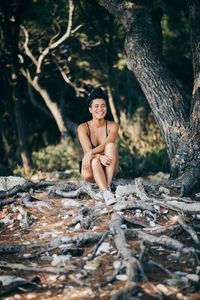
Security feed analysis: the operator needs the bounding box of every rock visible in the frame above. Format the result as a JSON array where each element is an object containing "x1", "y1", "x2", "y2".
[
  {"x1": 116, "y1": 274, "x2": 128, "y2": 281},
  {"x1": 48, "y1": 275, "x2": 59, "y2": 281},
  {"x1": 159, "y1": 186, "x2": 170, "y2": 194},
  {"x1": 120, "y1": 224, "x2": 127, "y2": 229},
  {"x1": 0, "y1": 275, "x2": 27, "y2": 286},
  {"x1": 113, "y1": 261, "x2": 121, "y2": 269},
  {"x1": 156, "y1": 283, "x2": 169, "y2": 294},
  {"x1": 84, "y1": 260, "x2": 101, "y2": 271},
  {"x1": 61, "y1": 199, "x2": 82, "y2": 207},
  {"x1": 96, "y1": 242, "x2": 112, "y2": 255},
  {"x1": 0, "y1": 176, "x2": 26, "y2": 191},
  {"x1": 74, "y1": 223, "x2": 81, "y2": 230},
  {"x1": 51, "y1": 254, "x2": 71, "y2": 267},
  {"x1": 115, "y1": 184, "x2": 136, "y2": 197},
  {"x1": 186, "y1": 274, "x2": 199, "y2": 282}
]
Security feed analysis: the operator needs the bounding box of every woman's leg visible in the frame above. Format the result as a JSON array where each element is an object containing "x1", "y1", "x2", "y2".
[
  {"x1": 104, "y1": 142, "x2": 118, "y2": 187},
  {"x1": 82, "y1": 156, "x2": 117, "y2": 205},
  {"x1": 81, "y1": 158, "x2": 108, "y2": 192},
  {"x1": 91, "y1": 158, "x2": 108, "y2": 192}
]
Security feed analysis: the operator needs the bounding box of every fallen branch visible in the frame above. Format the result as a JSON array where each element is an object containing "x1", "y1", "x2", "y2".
[
  {"x1": 135, "y1": 177, "x2": 151, "y2": 201},
  {"x1": 126, "y1": 229, "x2": 198, "y2": 254},
  {"x1": 175, "y1": 216, "x2": 200, "y2": 245},
  {"x1": 48, "y1": 185, "x2": 101, "y2": 200},
  {"x1": 110, "y1": 214, "x2": 146, "y2": 283},
  {"x1": 114, "y1": 199, "x2": 156, "y2": 213},
  {"x1": 88, "y1": 231, "x2": 110, "y2": 261},
  {"x1": 0, "y1": 181, "x2": 56, "y2": 200},
  {"x1": 0, "y1": 261, "x2": 72, "y2": 274},
  {"x1": 148, "y1": 260, "x2": 176, "y2": 278},
  {"x1": 0, "y1": 198, "x2": 16, "y2": 208}
]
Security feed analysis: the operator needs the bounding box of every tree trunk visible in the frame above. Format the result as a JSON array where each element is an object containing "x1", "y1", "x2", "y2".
[
  {"x1": 0, "y1": 0, "x2": 33, "y2": 175},
  {"x1": 96, "y1": 0, "x2": 200, "y2": 194},
  {"x1": 28, "y1": 79, "x2": 72, "y2": 142},
  {"x1": 13, "y1": 80, "x2": 33, "y2": 175}
]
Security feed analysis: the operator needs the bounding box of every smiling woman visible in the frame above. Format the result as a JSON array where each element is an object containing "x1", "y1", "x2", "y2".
[{"x1": 78, "y1": 87, "x2": 119, "y2": 205}]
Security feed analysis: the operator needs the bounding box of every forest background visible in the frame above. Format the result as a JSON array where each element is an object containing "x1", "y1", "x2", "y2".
[{"x1": 0, "y1": 0, "x2": 192, "y2": 180}]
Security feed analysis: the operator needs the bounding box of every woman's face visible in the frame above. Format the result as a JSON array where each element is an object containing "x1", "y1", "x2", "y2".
[{"x1": 89, "y1": 98, "x2": 107, "y2": 119}]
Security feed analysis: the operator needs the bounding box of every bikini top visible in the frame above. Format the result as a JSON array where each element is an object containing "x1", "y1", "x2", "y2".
[{"x1": 86, "y1": 120, "x2": 108, "y2": 149}]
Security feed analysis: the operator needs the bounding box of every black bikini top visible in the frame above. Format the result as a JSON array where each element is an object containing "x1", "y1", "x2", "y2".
[{"x1": 86, "y1": 120, "x2": 108, "y2": 149}]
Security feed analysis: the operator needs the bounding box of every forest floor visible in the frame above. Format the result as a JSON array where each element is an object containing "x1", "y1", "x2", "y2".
[{"x1": 0, "y1": 174, "x2": 200, "y2": 300}]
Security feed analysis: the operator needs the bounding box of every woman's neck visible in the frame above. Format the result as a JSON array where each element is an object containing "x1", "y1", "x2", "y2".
[{"x1": 90, "y1": 118, "x2": 105, "y2": 128}]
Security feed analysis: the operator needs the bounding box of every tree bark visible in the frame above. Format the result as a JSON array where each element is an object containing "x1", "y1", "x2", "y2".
[
  {"x1": 188, "y1": 0, "x2": 200, "y2": 133},
  {"x1": 0, "y1": 0, "x2": 33, "y2": 174},
  {"x1": 13, "y1": 83, "x2": 32, "y2": 174},
  {"x1": 96, "y1": 0, "x2": 200, "y2": 194}
]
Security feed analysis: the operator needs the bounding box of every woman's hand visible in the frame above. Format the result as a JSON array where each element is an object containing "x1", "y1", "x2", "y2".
[
  {"x1": 99, "y1": 154, "x2": 112, "y2": 167},
  {"x1": 82, "y1": 151, "x2": 94, "y2": 169}
]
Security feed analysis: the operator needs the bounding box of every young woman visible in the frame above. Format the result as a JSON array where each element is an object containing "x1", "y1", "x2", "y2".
[{"x1": 78, "y1": 87, "x2": 119, "y2": 205}]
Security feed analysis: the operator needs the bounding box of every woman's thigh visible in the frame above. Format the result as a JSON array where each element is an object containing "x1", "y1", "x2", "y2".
[{"x1": 81, "y1": 165, "x2": 95, "y2": 182}]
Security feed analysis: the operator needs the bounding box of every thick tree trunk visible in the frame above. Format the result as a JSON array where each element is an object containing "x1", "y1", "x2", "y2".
[
  {"x1": 188, "y1": 0, "x2": 200, "y2": 133},
  {"x1": 97, "y1": 0, "x2": 200, "y2": 194}
]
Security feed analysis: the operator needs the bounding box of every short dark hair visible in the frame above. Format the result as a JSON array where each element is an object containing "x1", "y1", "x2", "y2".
[{"x1": 87, "y1": 87, "x2": 108, "y2": 107}]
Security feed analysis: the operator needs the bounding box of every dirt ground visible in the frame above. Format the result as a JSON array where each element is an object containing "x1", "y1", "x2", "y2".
[{"x1": 0, "y1": 178, "x2": 200, "y2": 300}]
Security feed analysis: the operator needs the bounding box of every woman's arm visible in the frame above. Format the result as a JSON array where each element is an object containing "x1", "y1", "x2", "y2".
[
  {"x1": 91, "y1": 122, "x2": 119, "y2": 155},
  {"x1": 78, "y1": 123, "x2": 95, "y2": 169},
  {"x1": 78, "y1": 123, "x2": 92, "y2": 154}
]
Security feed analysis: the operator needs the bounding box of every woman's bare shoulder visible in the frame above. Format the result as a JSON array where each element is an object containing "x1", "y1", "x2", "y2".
[
  {"x1": 107, "y1": 120, "x2": 119, "y2": 129},
  {"x1": 78, "y1": 122, "x2": 88, "y2": 131}
]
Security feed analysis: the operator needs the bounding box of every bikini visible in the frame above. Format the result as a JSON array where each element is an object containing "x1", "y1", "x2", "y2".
[{"x1": 79, "y1": 120, "x2": 108, "y2": 173}]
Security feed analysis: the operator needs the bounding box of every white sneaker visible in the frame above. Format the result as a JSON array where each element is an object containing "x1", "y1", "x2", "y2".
[
  {"x1": 107, "y1": 186, "x2": 112, "y2": 192},
  {"x1": 95, "y1": 191, "x2": 103, "y2": 200},
  {"x1": 103, "y1": 190, "x2": 117, "y2": 206}
]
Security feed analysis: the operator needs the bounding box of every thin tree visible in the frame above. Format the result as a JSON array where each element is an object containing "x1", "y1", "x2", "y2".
[
  {"x1": 0, "y1": 0, "x2": 33, "y2": 174},
  {"x1": 19, "y1": 0, "x2": 80, "y2": 140}
]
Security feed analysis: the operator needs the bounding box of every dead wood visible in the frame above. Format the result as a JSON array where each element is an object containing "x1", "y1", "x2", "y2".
[
  {"x1": 122, "y1": 216, "x2": 149, "y2": 228},
  {"x1": 114, "y1": 199, "x2": 156, "y2": 213},
  {"x1": 100, "y1": 263, "x2": 126, "y2": 287},
  {"x1": 175, "y1": 216, "x2": 200, "y2": 245},
  {"x1": 109, "y1": 283, "x2": 141, "y2": 300},
  {"x1": 0, "y1": 198, "x2": 16, "y2": 207},
  {"x1": 0, "y1": 243, "x2": 47, "y2": 254},
  {"x1": 0, "y1": 275, "x2": 39, "y2": 298},
  {"x1": 67, "y1": 207, "x2": 100, "y2": 230},
  {"x1": 148, "y1": 260, "x2": 176, "y2": 278},
  {"x1": 0, "y1": 261, "x2": 72, "y2": 274},
  {"x1": 48, "y1": 185, "x2": 102, "y2": 200},
  {"x1": 0, "y1": 181, "x2": 56, "y2": 200},
  {"x1": 135, "y1": 177, "x2": 151, "y2": 201},
  {"x1": 143, "y1": 224, "x2": 180, "y2": 236},
  {"x1": 126, "y1": 229, "x2": 199, "y2": 254},
  {"x1": 88, "y1": 231, "x2": 110, "y2": 261},
  {"x1": 1, "y1": 176, "x2": 200, "y2": 299},
  {"x1": 109, "y1": 214, "x2": 146, "y2": 283}
]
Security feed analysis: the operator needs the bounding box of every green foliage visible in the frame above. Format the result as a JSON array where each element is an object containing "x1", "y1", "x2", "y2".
[
  {"x1": 13, "y1": 138, "x2": 82, "y2": 177},
  {"x1": 31, "y1": 139, "x2": 81, "y2": 172},
  {"x1": 117, "y1": 142, "x2": 169, "y2": 178},
  {"x1": 117, "y1": 107, "x2": 170, "y2": 177}
]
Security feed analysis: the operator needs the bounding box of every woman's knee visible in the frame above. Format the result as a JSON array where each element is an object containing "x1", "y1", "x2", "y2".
[
  {"x1": 105, "y1": 142, "x2": 117, "y2": 153},
  {"x1": 82, "y1": 172, "x2": 94, "y2": 182},
  {"x1": 91, "y1": 157, "x2": 101, "y2": 170}
]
